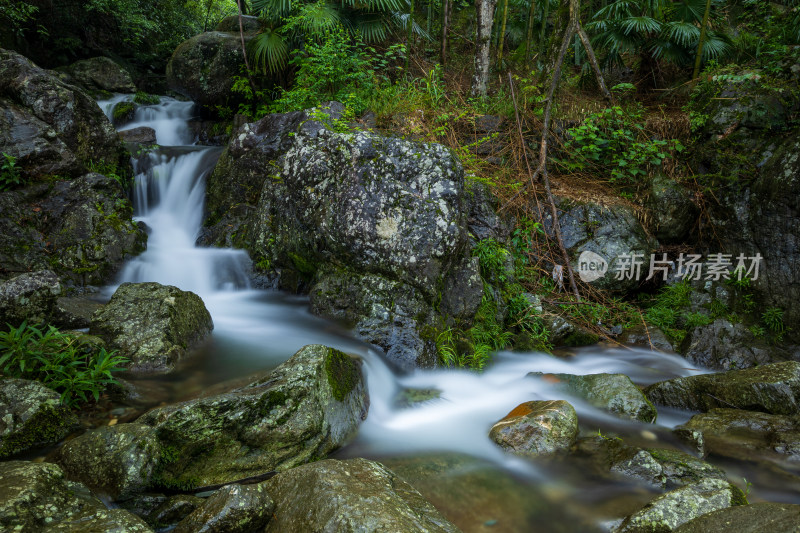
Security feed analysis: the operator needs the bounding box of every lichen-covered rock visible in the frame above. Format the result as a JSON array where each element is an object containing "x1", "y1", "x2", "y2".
[
  {"x1": 0, "y1": 378, "x2": 77, "y2": 458},
  {"x1": 644, "y1": 361, "x2": 800, "y2": 415},
  {"x1": 52, "y1": 296, "x2": 104, "y2": 329},
  {"x1": 0, "y1": 48, "x2": 128, "y2": 180},
  {"x1": 90, "y1": 282, "x2": 213, "y2": 373},
  {"x1": 613, "y1": 477, "x2": 746, "y2": 533},
  {"x1": 263, "y1": 458, "x2": 461, "y2": 533},
  {"x1": 0, "y1": 461, "x2": 153, "y2": 532},
  {"x1": 533, "y1": 372, "x2": 657, "y2": 423},
  {"x1": 173, "y1": 483, "x2": 274, "y2": 533},
  {"x1": 137, "y1": 344, "x2": 368, "y2": 488},
  {"x1": 573, "y1": 436, "x2": 727, "y2": 489},
  {"x1": 0, "y1": 270, "x2": 61, "y2": 326},
  {"x1": 618, "y1": 324, "x2": 673, "y2": 352},
  {"x1": 56, "y1": 423, "x2": 162, "y2": 501},
  {"x1": 645, "y1": 175, "x2": 698, "y2": 242},
  {"x1": 676, "y1": 408, "x2": 800, "y2": 461},
  {"x1": 541, "y1": 198, "x2": 658, "y2": 292},
  {"x1": 0, "y1": 174, "x2": 147, "y2": 285},
  {"x1": 146, "y1": 494, "x2": 203, "y2": 529},
  {"x1": 215, "y1": 14, "x2": 261, "y2": 32},
  {"x1": 166, "y1": 31, "x2": 253, "y2": 108},
  {"x1": 673, "y1": 502, "x2": 800, "y2": 533},
  {"x1": 489, "y1": 400, "x2": 578, "y2": 456},
  {"x1": 60, "y1": 57, "x2": 136, "y2": 94}
]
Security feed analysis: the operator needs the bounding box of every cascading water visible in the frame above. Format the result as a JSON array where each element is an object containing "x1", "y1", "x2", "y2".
[{"x1": 99, "y1": 94, "x2": 756, "y2": 531}]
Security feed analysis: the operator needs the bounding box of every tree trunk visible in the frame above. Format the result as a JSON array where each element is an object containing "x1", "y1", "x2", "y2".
[
  {"x1": 236, "y1": 0, "x2": 258, "y2": 114},
  {"x1": 441, "y1": 0, "x2": 451, "y2": 64},
  {"x1": 406, "y1": 0, "x2": 415, "y2": 71},
  {"x1": 539, "y1": 0, "x2": 550, "y2": 55},
  {"x1": 525, "y1": 0, "x2": 537, "y2": 64},
  {"x1": 471, "y1": 0, "x2": 499, "y2": 96},
  {"x1": 692, "y1": 0, "x2": 712, "y2": 80},
  {"x1": 497, "y1": 0, "x2": 509, "y2": 63}
]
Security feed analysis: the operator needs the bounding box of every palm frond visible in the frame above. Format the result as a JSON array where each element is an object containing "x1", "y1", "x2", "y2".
[
  {"x1": 356, "y1": 17, "x2": 388, "y2": 42},
  {"x1": 252, "y1": 0, "x2": 292, "y2": 17},
  {"x1": 248, "y1": 28, "x2": 289, "y2": 74},
  {"x1": 661, "y1": 20, "x2": 700, "y2": 48},
  {"x1": 620, "y1": 16, "x2": 661, "y2": 36}
]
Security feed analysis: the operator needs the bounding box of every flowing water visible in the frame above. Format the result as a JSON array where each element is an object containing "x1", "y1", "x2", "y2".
[{"x1": 97, "y1": 95, "x2": 800, "y2": 532}]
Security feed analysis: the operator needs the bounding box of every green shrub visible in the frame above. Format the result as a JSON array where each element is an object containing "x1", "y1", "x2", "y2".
[
  {"x1": 0, "y1": 322, "x2": 127, "y2": 407},
  {"x1": 133, "y1": 91, "x2": 160, "y2": 105},
  {"x1": 0, "y1": 152, "x2": 23, "y2": 191}
]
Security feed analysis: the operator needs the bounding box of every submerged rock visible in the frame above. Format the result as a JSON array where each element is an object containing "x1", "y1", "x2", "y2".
[
  {"x1": 532, "y1": 372, "x2": 657, "y2": 423},
  {"x1": 263, "y1": 458, "x2": 460, "y2": 533},
  {"x1": 673, "y1": 502, "x2": 800, "y2": 533},
  {"x1": 136, "y1": 344, "x2": 368, "y2": 489},
  {"x1": 0, "y1": 270, "x2": 61, "y2": 326},
  {"x1": 60, "y1": 56, "x2": 136, "y2": 94},
  {"x1": 0, "y1": 461, "x2": 152, "y2": 532},
  {"x1": 489, "y1": 400, "x2": 578, "y2": 456},
  {"x1": 119, "y1": 127, "x2": 157, "y2": 144},
  {"x1": 173, "y1": 483, "x2": 274, "y2": 533},
  {"x1": 0, "y1": 378, "x2": 77, "y2": 458},
  {"x1": 613, "y1": 477, "x2": 745, "y2": 532},
  {"x1": 644, "y1": 361, "x2": 800, "y2": 415},
  {"x1": 90, "y1": 282, "x2": 213, "y2": 373}
]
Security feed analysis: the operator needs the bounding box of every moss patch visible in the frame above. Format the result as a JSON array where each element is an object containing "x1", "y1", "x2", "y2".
[{"x1": 324, "y1": 348, "x2": 360, "y2": 402}]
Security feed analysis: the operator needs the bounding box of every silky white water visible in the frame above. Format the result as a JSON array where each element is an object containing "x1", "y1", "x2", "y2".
[{"x1": 98, "y1": 94, "x2": 730, "y2": 530}]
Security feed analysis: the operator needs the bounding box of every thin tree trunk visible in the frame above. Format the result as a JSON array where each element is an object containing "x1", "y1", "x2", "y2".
[
  {"x1": 526, "y1": 0, "x2": 536, "y2": 64},
  {"x1": 441, "y1": 0, "x2": 451, "y2": 64},
  {"x1": 692, "y1": 0, "x2": 712, "y2": 80},
  {"x1": 471, "y1": 0, "x2": 499, "y2": 96},
  {"x1": 497, "y1": 0, "x2": 509, "y2": 63},
  {"x1": 539, "y1": 0, "x2": 550, "y2": 55},
  {"x1": 236, "y1": 0, "x2": 258, "y2": 115},
  {"x1": 406, "y1": 0, "x2": 415, "y2": 71}
]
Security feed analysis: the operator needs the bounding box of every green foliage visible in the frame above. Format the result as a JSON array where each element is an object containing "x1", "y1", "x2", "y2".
[
  {"x1": 557, "y1": 106, "x2": 684, "y2": 184},
  {"x1": 86, "y1": 159, "x2": 129, "y2": 188},
  {"x1": 0, "y1": 152, "x2": 23, "y2": 191},
  {"x1": 0, "y1": 322, "x2": 127, "y2": 407},
  {"x1": 473, "y1": 238, "x2": 510, "y2": 282},
  {"x1": 762, "y1": 307, "x2": 785, "y2": 334},
  {"x1": 0, "y1": 0, "x2": 38, "y2": 36},
  {"x1": 644, "y1": 281, "x2": 693, "y2": 343},
  {"x1": 133, "y1": 91, "x2": 160, "y2": 105}
]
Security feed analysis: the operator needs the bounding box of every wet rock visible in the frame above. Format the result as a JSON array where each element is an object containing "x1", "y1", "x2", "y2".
[
  {"x1": 60, "y1": 57, "x2": 136, "y2": 94},
  {"x1": 147, "y1": 494, "x2": 203, "y2": 528},
  {"x1": 215, "y1": 15, "x2": 261, "y2": 33},
  {"x1": 673, "y1": 502, "x2": 800, "y2": 533},
  {"x1": 0, "y1": 270, "x2": 61, "y2": 326},
  {"x1": 0, "y1": 48, "x2": 129, "y2": 180},
  {"x1": 489, "y1": 400, "x2": 578, "y2": 456},
  {"x1": 395, "y1": 388, "x2": 442, "y2": 408},
  {"x1": 119, "y1": 127, "x2": 156, "y2": 144},
  {"x1": 56, "y1": 423, "x2": 162, "y2": 501},
  {"x1": 263, "y1": 458, "x2": 460, "y2": 533},
  {"x1": 90, "y1": 282, "x2": 213, "y2": 373},
  {"x1": 534, "y1": 372, "x2": 657, "y2": 423},
  {"x1": 52, "y1": 296, "x2": 104, "y2": 329},
  {"x1": 0, "y1": 461, "x2": 153, "y2": 532},
  {"x1": 644, "y1": 361, "x2": 800, "y2": 415},
  {"x1": 613, "y1": 477, "x2": 745, "y2": 532},
  {"x1": 166, "y1": 31, "x2": 254, "y2": 108},
  {"x1": 573, "y1": 436, "x2": 726, "y2": 489},
  {"x1": 541, "y1": 314, "x2": 599, "y2": 347},
  {"x1": 466, "y1": 181, "x2": 513, "y2": 243},
  {"x1": 0, "y1": 173, "x2": 147, "y2": 285},
  {"x1": 174, "y1": 483, "x2": 274, "y2": 533},
  {"x1": 676, "y1": 408, "x2": 800, "y2": 461},
  {"x1": 645, "y1": 175, "x2": 697, "y2": 242},
  {"x1": 439, "y1": 256, "x2": 483, "y2": 321},
  {"x1": 619, "y1": 324, "x2": 673, "y2": 352},
  {"x1": 0, "y1": 378, "x2": 78, "y2": 458},
  {"x1": 541, "y1": 198, "x2": 658, "y2": 292},
  {"x1": 137, "y1": 345, "x2": 368, "y2": 488}
]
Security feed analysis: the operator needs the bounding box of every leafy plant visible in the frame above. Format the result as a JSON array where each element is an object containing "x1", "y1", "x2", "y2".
[
  {"x1": 0, "y1": 322, "x2": 127, "y2": 406},
  {"x1": 0, "y1": 152, "x2": 23, "y2": 191},
  {"x1": 133, "y1": 91, "x2": 160, "y2": 105},
  {"x1": 762, "y1": 307, "x2": 785, "y2": 334}
]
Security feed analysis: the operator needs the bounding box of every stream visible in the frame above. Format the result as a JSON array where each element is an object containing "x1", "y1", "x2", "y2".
[{"x1": 97, "y1": 95, "x2": 799, "y2": 532}]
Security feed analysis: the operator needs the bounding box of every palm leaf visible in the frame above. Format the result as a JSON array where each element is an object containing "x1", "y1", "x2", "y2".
[
  {"x1": 248, "y1": 28, "x2": 289, "y2": 74},
  {"x1": 356, "y1": 17, "x2": 388, "y2": 42},
  {"x1": 661, "y1": 20, "x2": 700, "y2": 47},
  {"x1": 252, "y1": 0, "x2": 292, "y2": 16},
  {"x1": 620, "y1": 16, "x2": 661, "y2": 36}
]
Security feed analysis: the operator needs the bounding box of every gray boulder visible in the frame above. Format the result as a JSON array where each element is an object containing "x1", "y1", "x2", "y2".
[
  {"x1": 89, "y1": 282, "x2": 213, "y2": 373},
  {"x1": 613, "y1": 477, "x2": 746, "y2": 533},
  {"x1": 0, "y1": 48, "x2": 128, "y2": 180},
  {"x1": 173, "y1": 483, "x2": 274, "y2": 533},
  {"x1": 215, "y1": 15, "x2": 261, "y2": 33},
  {"x1": 137, "y1": 344, "x2": 368, "y2": 489},
  {"x1": 645, "y1": 175, "x2": 697, "y2": 242},
  {"x1": 0, "y1": 378, "x2": 77, "y2": 458},
  {"x1": 263, "y1": 458, "x2": 460, "y2": 533},
  {"x1": 0, "y1": 461, "x2": 152, "y2": 532},
  {"x1": 0, "y1": 270, "x2": 61, "y2": 326},
  {"x1": 119, "y1": 127, "x2": 157, "y2": 144},
  {"x1": 61, "y1": 57, "x2": 136, "y2": 94},
  {"x1": 673, "y1": 502, "x2": 800, "y2": 533},
  {"x1": 618, "y1": 324, "x2": 673, "y2": 352},
  {"x1": 644, "y1": 361, "x2": 800, "y2": 415},
  {"x1": 489, "y1": 400, "x2": 578, "y2": 456}
]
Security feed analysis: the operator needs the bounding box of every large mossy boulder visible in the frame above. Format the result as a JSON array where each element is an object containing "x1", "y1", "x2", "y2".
[
  {"x1": 0, "y1": 378, "x2": 78, "y2": 458},
  {"x1": 90, "y1": 282, "x2": 213, "y2": 373},
  {"x1": 60, "y1": 57, "x2": 136, "y2": 94},
  {"x1": 0, "y1": 48, "x2": 128, "y2": 180},
  {"x1": 0, "y1": 461, "x2": 153, "y2": 532},
  {"x1": 136, "y1": 344, "x2": 368, "y2": 489},
  {"x1": 0, "y1": 174, "x2": 147, "y2": 285},
  {"x1": 263, "y1": 458, "x2": 461, "y2": 533},
  {"x1": 532, "y1": 372, "x2": 657, "y2": 423},
  {"x1": 541, "y1": 198, "x2": 658, "y2": 292},
  {"x1": 489, "y1": 400, "x2": 578, "y2": 456},
  {"x1": 673, "y1": 502, "x2": 800, "y2": 533},
  {"x1": 613, "y1": 477, "x2": 746, "y2": 533},
  {"x1": 173, "y1": 483, "x2": 274, "y2": 533},
  {"x1": 644, "y1": 175, "x2": 698, "y2": 243},
  {"x1": 166, "y1": 31, "x2": 254, "y2": 108},
  {"x1": 644, "y1": 361, "x2": 800, "y2": 415},
  {"x1": 0, "y1": 270, "x2": 61, "y2": 326}
]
